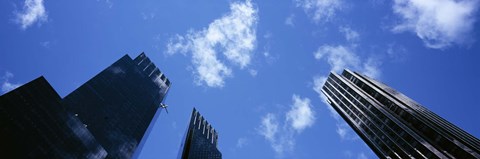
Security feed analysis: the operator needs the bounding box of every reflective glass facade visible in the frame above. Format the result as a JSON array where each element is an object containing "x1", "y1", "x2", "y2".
[
  {"x1": 0, "y1": 77, "x2": 107, "y2": 158},
  {"x1": 63, "y1": 53, "x2": 171, "y2": 158},
  {"x1": 0, "y1": 53, "x2": 170, "y2": 159},
  {"x1": 179, "y1": 108, "x2": 222, "y2": 159},
  {"x1": 322, "y1": 69, "x2": 480, "y2": 158}
]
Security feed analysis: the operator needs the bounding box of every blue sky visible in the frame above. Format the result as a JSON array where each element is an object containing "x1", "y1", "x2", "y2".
[{"x1": 1, "y1": 0, "x2": 480, "y2": 158}]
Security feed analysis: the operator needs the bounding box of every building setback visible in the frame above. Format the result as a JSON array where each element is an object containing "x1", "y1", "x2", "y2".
[
  {"x1": 0, "y1": 53, "x2": 170, "y2": 159},
  {"x1": 321, "y1": 69, "x2": 480, "y2": 159},
  {"x1": 179, "y1": 108, "x2": 222, "y2": 159}
]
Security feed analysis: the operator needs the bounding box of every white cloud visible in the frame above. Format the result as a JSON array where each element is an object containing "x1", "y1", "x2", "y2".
[
  {"x1": 286, "y1": 95, "x2": 315, "y2": 133},
  {"x1": 259, "y1": 113, "x2": 279, "y2": 142},
  {"x1": 258, "y1": 113, "x2": 294, "y2": 156},
  {"x1": 336, "y1": 122, "x2": 359, "y2": 141},
  {"x1": 141, "y1": 12, "x2": 155, "y2": 20},
  {"x1": 339, "y1": 26, "x2": 360, "y2": 42},
  {"x1": 15, "y1": 0, "x2": 47, "y2": 29},
  {"x1": 285, "y1": 14, "x2": 295, "y2": 26},
  {"x1": 97, "y1": 0, "x2": 113, "y2": 8},
  {"x1": 387, "y1": 43, "x2": 408, "y2": 62},
  {"x1": 40, "y1": 41, "x2": 51, "y2": 48},
  {"x1": 166, "y1": 0, "x2": 258, "y2": 88},
  {"x1": 2, "y1": 82, "x2": 20, "y2": 93},
  {"x1": 1, "y1": 72, "x2": 22, "y2": 94},
  {"x1": 358, "y1": 152, "x2": 368, "y2": 159},
  {"x1": 336, "y1": 123, "x2": 348, "y2": 139},
  {"x1": 258, "y1": 95, "x2": 315, "y2": 157},
  {"x1": 392, "y1": 0, "x2": 479, "y2": 49},
  {"x1": 263, "y1": 32, "x2": 272, "y2": 39},
  {"x1": 236, "y1": 137, "x2": 248, "y2": 148},
  {"x1": 318, "y1": 26, "x2": 380, "y2": 78},
  {"x1": 362, "y1": 58, "x2": 381, "y2": 79},
  {"x1": 314, "y1": 45, "x2": 360, "y2": 73},
  {"x1": 314, "y1": 45, "x2": 381, "y2": 79},
  {"x1": 295, "y1": 0, "x2": 343, "y2": 23},
  {"x1": 261, "y1": 32, "x2": 278, "y2": 65},
  {"x1": 249, "y1": 69, "x2": 258, "y2": 77}
]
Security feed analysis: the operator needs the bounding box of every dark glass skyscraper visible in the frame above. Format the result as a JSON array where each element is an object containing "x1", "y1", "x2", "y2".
[
  {"x1": 63, "y1": 53, "x2": 171, "y2": 158},
  {"x1": 0, "y1": 77, "x2": 107, "y2": 158},
  {"x1": 0, "y1": 53, "x2": 170, "y2": 159},
  {"x1": 179, "y1": 108, "x2": 222, "y2": 159},
  {"x1": 322, "y1": 69, "x2": 480, "y2": 158}
]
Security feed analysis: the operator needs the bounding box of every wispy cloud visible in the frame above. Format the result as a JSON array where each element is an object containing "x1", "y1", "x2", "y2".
[
  {"x1": 314, "y1": 45, "x2": 359, "y2": 72},
  {"x1": 166, "y1": 0, "x2": 258, "y2": 88},
  {"x1": 258, "y1": 95, "x2": 315, "y2": 157},
  {"x1": 314, "y1": 26, "x2": 380, "y2": 78},
  {"x1": 259, "y1": 113, "x2": 279, "y2": 142},
  {"x1": 1, "y1": 72, "x2": 22, "y2": 94},
  {"x1": 262, "y1": 32, "x2": 277, "y2": 65},
  {"x1": 357, "y1": 152, "x2": 368, "y2": 159},
  {"x1": 141, "y1": 12, "x2": 155, "y2": 20},
  {"x1": 97, "y1": 0, "x2": 113, "y2": 8},
  {"x1": 258, "y1": 113, "x2": 293, "y2": 156},
  {"x1": 339, "y1": 26, "x2": 360, "y2": 42},
  {"x1": 392, "y1": 0, "x2": 479, "y2": 49},
  {"x1": 15, "y1": 0, "x2": 47, "y2": 29},
  {"x1": 248, "y1": 69, "x2": 258, "y2": 77},
  {"x1": 258, "y1": 113, "x2": 295, "y2": 157},
  {"x1": 336, "y1": 122, "x2": 359, "y2": 141},
  {"x1": 336, "y1": 123, "x2": 348, "y2": 139},
  {"x1": 295, "y1": 0, "x2": 343, "y2": 23},
  {"x1": 285, "y1": 14, "x2": 295, "y2": 27},
  {"x1": 313, "y1": 45, "x2": 381, "y2": 79},
  {"x1": 387, "y1": 42, "x2": 408, "y2": 62},
  {"x1": 40, "y1": 41, "x2": 53, "y2": 49},
  {"x1": 236, "y1": 137, "x2": 249, "y2": 148}
]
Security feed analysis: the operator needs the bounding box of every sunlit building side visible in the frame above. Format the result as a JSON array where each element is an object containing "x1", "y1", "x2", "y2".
[{"x1": 321, "y1": 69, "x2": 480, "y2": 158}]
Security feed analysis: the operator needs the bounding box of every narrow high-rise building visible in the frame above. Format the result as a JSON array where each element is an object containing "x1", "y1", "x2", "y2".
[
  {"x1": 321, "y1": 69, "x2": 480, "y2": 158},
  {"x1": 63, "y1": 53, "x2": 171, "y2": 158},
  {"x1": 179, "y1": 108, "x2": 222, "y2": 159}
]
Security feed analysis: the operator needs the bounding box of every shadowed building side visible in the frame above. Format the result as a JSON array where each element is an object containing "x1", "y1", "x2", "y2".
[
  {"x1": 322, "y1": 69, "x2": 480, "y2": 159},
  {"x1": 179, "y1": 108, "x2": 222, "y2": 159},
  {"x1": 0, "y1": 53, "x2": 170, "y2": 159},
  {"x1": 0, "y1": 76, "x2": 107, "y2": 158}
]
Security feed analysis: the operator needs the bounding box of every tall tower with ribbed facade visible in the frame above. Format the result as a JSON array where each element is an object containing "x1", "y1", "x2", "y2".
[
  {"x1": 179, "y1": 108, "x2": 222, "y2": 159},
  {"x1": 321, "y1": 69, "x2": 480, "y2": 158}
]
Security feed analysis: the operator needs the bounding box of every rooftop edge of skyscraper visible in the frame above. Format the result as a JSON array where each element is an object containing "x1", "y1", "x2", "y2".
[{"x1": 178, "y1": 107, "x2": 222, "y2": 159}]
